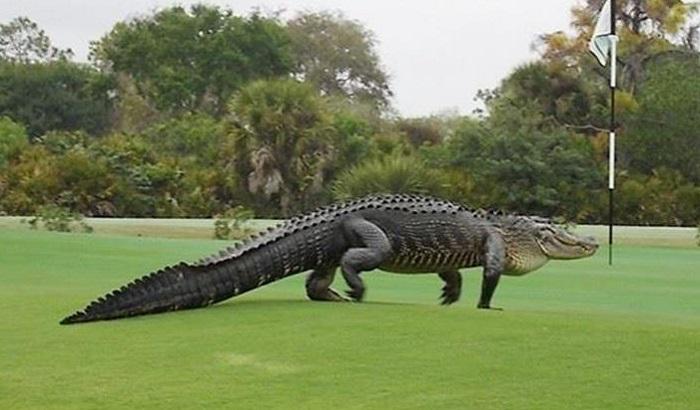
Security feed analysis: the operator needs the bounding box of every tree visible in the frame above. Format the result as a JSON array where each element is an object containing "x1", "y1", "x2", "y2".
[
  {"x1": 396, "y1": 117, "x2": 445, "y2": 148},
  {"x1": 287, "y1": 11, "x2": 392, "y2": 110},
  {"x1": 141, "y1": 114, "x2": 237, "y2": 216},
  {"x1": 537, "y1": 0, "x2": 698, "y2": 91},
  {"x1": 0, "y1": 116, "x2": 28, "y2": 168},
  {"x1": 0, "y1": 17, "x2": 72, "y2": 63},
  {"x1": 143, "y1": 113, "x2": 225, "y2": 164},
  {"x1": 92, "y1": 5, "x2": 292, "y2": 116},
  {"x1": 481, "y1": 70, "x2": 604, "y2": 220},
  {"x1": 229, "y1": 79, "x2": 336, "y2": 216},
  {"x1": 0, "y1": 61, "x2": 114, "y2": 138},
  {"x1": 477, "y1": 62, "x2": 606, "y2": 133},
  {"x1": 425, "y1": 113, "x2": 603, "y2": 221},
  {"x1": 622, "y1": 54, "x2": 700, "y2": 182},
  {"x1": 522, "y1": 0, "x2": 699, "y2": 148},
  {"x1": 326, "y1": 102, "x2": 381, "y2": 175},
  {"x1": 472, "y1": 0, "x2": 700, "y2": 223}
]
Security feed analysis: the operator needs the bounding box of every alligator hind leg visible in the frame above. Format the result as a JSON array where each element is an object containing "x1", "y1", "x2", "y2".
[
  {"x1": 438, "y1": 270, "x2": 462, "y2": 305},
  {"x1": 306, "y1": 268, "x2": 349, "y2": 302},
  {"x1": 339, "y1": 218, "x2": 392, "y2": 302}
]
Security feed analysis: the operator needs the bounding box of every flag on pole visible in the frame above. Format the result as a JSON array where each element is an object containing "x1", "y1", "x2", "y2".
[
  {"x1": 589, "y1": 0, "x2": 618, "y2": 265},
  {"x1": 589, "y1": 0, "x2": 613, "y2": 66}
]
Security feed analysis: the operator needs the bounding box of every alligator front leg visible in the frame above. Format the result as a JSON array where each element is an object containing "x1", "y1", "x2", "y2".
[
  {"x1": 339, "y1": 218, "x2": 392, "y2": 302},
  {"x1": 477, "y1": 234, "x2": 506, "y2": 310},
  {"x1": 306, "y1": 267, "x2": 349, "y2": 302},
  {"x1": 438, "y1": 270, "x2": 462, "y2": 305}
]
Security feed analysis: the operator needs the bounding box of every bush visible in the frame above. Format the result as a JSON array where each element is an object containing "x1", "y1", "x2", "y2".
[
  {"x1": 615, "y1": 169, "x2": 700, "y2": 226},
  {"x1": 332, "y1": 154, "x2": 450, "y2": 200},
  {"x1": 0, "y1": 116, "x2": 28, "y2": 168},
  {"x1": 143, "y1": 113, "x2": 225, "y2": 164},
  {"x1": 213, "y1": 206, "x2": 254, "y2": 240},
  {"x1": 25, "y1": 204, "x2": 93, "y2": 233}
]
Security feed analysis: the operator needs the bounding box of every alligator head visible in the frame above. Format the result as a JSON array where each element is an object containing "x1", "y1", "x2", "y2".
[{"x1": 500, "y1": 216, "x2": 598, "y2": 275}]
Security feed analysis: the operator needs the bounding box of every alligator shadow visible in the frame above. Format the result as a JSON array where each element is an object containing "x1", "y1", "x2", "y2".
[
  {"x1": 69, "y1": 298, "x2": 419, "y2": 325},
  {"x1": 208, "y1": 298, "x2": 414, "y2": 313}
]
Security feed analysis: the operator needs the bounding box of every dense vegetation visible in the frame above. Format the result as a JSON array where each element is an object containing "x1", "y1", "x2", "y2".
[{"x1": 0, "y1": 2, "x2": 698, "y2": 225}]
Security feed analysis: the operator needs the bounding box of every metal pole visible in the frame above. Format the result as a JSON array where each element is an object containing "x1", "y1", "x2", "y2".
[{"x1": 608, "y1": 0, "x2": 617, "y2": 266}]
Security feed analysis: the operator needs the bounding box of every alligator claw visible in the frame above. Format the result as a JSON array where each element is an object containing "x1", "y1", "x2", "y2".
[
  {"x1": 440, "y1": 297, "x2": 458, "y2": 305},
  {"x1": 477, "y1": 304, "x2": 503, "y2": 311},
  {"x1": 345, "y1": 288, "x2": 365, "y2": 302},
  {"x1": 328, "y1": 288, "x2": 352, "y2": 302},
  {"x1": 440, "y1": 289, "x2": 459, "y2": 306},
  {"x1": 439, "y1": 287, "x2": 460, "y2": 305}
]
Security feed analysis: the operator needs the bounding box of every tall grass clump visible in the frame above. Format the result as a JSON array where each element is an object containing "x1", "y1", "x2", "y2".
[{"x1": 332, "y1": 154, "x2": 449, "y2": 200}]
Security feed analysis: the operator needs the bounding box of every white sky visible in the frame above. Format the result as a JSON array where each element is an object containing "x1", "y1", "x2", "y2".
[{"x1": 0, "y1": 0, "x2": 579, "y2": 117}]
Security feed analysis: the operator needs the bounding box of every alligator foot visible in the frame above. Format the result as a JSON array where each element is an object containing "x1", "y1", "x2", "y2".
[
  {"x1": 438, "y1": 270, "x2": 462, "y2": 305},
  {"x1": 440, "y1": 286, "x2": 460, "y2": 305},
  {"x1": 306, "y1": 269, "x2": 350, "y2": 302},
  {"x1": 345, "y1": 287, "x2": 365, "y2": 302}
]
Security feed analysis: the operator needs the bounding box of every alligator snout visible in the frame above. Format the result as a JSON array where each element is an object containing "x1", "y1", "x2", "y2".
[{"x1": 581, "y1": 236, "x2": 599, "y2": 252}]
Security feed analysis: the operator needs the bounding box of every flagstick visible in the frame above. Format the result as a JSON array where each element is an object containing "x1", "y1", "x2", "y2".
[
  {"x1": 608, "y1": 0, "x2": 617, "y2": 266},
  {"x1": 608, "y1": 53, "x2": 615, "y2": 265}
]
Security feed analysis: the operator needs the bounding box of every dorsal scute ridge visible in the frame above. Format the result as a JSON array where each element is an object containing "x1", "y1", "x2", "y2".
[
  {"x1": 78, "y1": 260, "x2": 192, "y2": 317},
  {"x1": 470, "y1": 206, "x2": 519, "y2": 226}
]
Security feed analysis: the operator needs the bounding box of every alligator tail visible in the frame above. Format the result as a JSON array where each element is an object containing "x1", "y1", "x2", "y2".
[{"x1": 60, "y1": 230, "x2": 317, "y2": 324}]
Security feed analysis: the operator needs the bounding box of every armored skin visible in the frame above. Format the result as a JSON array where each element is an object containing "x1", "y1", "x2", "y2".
[{"x1": 60, "y1": 194, "x2": 598, "y2": 324}]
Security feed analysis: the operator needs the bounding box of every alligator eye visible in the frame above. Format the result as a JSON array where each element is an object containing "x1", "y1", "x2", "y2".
[{"x1": 537, "y1": 227, "x2": 553, "y2": 238}]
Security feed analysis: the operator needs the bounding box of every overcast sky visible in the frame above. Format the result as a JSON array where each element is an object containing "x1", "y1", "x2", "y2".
[{"x1": 1, "y1": 0, "x2": 579, "y2": 117}]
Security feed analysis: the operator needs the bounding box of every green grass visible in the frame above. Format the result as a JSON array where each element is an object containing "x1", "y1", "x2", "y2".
[{"x1": 1, "y1": 224, "x2": 699, "y2": 409}]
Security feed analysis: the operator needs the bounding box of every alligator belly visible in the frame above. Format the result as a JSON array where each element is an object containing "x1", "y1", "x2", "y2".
[{"x1": 379, "y1": 252, "x2": 468, "y2": 274}]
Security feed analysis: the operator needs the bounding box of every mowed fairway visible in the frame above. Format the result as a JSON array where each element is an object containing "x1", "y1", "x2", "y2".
[{"x1": 1, "y1": 222, "x2": 699, "y2": 409}]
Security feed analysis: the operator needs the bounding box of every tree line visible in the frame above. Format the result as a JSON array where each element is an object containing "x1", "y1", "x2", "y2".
[{"x1": 0, "y1": 2, "x2": 698, "y2": 226}]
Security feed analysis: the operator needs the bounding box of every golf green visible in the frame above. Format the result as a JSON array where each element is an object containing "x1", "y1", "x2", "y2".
[{"x1": 1, "y1": 224, "x2": 698, "y2": 409}]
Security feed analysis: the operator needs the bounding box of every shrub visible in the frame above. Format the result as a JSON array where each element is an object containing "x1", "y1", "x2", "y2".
[
  {"x1": 0, "y1": 116, "x2": 28, "y2": 168},
  {"x1": 332, "y1": 154, "x2": 450, "y2": 200},
  {"x1": 213, "y1": 206, "x2": 254, "y2": 240},
  {"x1": 25, "y1": 204, "x2": 93, "y2": 233},
  {"x1": 615, "y1": 169, "x2": 700, "y2": 226},
  {"x1": 143, "y1": 113, "x2": 225, "y2": 164}
]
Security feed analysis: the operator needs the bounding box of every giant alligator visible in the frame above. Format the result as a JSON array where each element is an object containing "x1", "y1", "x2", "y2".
[{"x1": 60, "y1": 194, "x2": 598, "y2": 324}]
